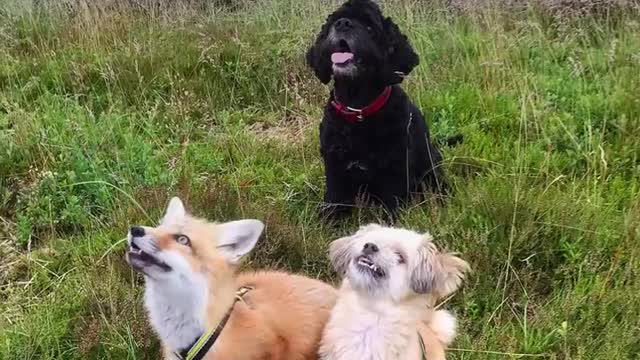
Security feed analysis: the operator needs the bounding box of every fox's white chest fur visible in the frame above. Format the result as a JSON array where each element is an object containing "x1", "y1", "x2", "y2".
[
  {"x1": 144, "y1": 275, "x2": 208, "y2": 352},
  {"x1": 320, "y1": 290, "x2": 422, "y2": 360}
]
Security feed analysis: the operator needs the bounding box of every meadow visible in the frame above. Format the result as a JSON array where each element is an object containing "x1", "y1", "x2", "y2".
[{"x1": 1, "y1": 0, "x2": 639, "y2": 358}]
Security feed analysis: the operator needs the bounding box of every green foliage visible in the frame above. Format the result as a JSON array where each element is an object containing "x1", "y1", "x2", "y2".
[{"x1": 1, "y1": 0, "x2": 639, "y2": 359}]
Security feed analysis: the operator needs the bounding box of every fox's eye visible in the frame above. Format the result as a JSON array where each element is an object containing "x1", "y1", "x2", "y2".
[
  {"x1": 175, "y1": 235, "x2": 191, "y2": 246},
  {"x1": 396, "y1": 252, "x2": 405, "y2": 264}
]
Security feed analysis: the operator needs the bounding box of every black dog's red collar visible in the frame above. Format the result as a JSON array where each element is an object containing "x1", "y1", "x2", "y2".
[{"x1": 331, "y1": 86, "x2": 392, "y2": 122}]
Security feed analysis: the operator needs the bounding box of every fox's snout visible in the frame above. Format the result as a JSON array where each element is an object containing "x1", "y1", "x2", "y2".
[
  {"x1": 128, "y1": 226, "x2": 147, "y2": 249},
  {"x1": 130, "y1": 226, "x2": 145, "y2": 238},
  {"x1": 126, "y1": 225, "x2": 172, "y2": 274}
]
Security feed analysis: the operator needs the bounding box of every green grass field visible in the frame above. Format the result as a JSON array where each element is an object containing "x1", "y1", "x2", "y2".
[{"x1": 1, "y1": 0, "x2": 639, "y2": 358}]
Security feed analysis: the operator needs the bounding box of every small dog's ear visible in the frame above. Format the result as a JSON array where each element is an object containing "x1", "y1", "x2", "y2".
[
  {"x1": 410, "y1": 237, "x2": 469, "y2": 297},
  {"x1": 410, "y1": 241, "x2": 437, "y2": 294},
  {"x1": 433, "y1": 252, "x2": 470, "y2": 297},
  {"x1": 329, "y1": 236, "x2": 354, "y2": 275},
  {"x1": 383, "y1": 16, "x2": 419, "y2": 85}
]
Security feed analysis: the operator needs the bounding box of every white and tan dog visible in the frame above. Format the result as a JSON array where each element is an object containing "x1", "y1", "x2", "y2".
[
  {"x1": 320, "y1": 224, "x2": 469, "y2": 360},
  {"x1": 126, "y1": 197, "x2": 337, "y2": 360}
]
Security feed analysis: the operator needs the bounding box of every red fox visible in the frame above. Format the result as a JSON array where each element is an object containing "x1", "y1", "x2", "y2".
[{"x1": 126, "y1": 197, "x2": 337, "y2": 360}]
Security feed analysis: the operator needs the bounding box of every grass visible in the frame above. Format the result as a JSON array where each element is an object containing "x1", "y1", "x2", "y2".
[{"x1": 1, "y1": 0, "x2": 639, "y2": 358}]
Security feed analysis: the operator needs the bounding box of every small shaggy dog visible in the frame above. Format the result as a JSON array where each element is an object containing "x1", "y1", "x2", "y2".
[
  {"x1": 126, "y1": 197, "x2": 337, "y2": 359},
  {"x1": 306, "y1": 0, "x2": 447, "y2": 221},
  {"x1": 320, "y1": 224, "x2": 469, "y2": 360}
]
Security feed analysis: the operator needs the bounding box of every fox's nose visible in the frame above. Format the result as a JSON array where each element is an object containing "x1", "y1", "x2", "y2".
[
  {"x1": 334, "y1": 17, "x2": 353, "y2": 32},
  {"x1": 130, "y1": 226, "x2": 145, "y2": 238},
  {"x1": 363, "y1": 242, "x2": 379, "y2": 256}
]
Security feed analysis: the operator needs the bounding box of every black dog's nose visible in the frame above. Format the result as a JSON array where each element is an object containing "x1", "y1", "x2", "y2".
[
  {"x1": 334, "y1": 17, "x2": 353, "y2": 32},
  {"x1": 130, "y1": 226, "x2": 145, "y2": 238},
  {"x1": 363, "y1": 242, "x2": 379, "y2": 255}
]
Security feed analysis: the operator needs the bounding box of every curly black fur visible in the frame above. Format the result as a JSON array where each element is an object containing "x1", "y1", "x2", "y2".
[{"x1": 306, "y1": 0, "x2": 447, "y2": 222}]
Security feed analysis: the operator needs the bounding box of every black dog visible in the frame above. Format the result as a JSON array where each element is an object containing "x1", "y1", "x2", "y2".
[{"x1": 306, "y1": 0, "x2": 446, "y2": 221}]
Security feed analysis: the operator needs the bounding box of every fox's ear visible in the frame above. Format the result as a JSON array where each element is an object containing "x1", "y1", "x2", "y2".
[
  {"x1": 161, "y1": 197, "x2": 186, "y2": 226},
  {"x1": 217, "y1": 220, "x2": 264, "y2": 264}
]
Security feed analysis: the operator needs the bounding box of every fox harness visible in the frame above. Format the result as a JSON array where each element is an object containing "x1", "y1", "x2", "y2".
[{"x1": 174, "y1": 286, "x2": 253, "y2": 360}]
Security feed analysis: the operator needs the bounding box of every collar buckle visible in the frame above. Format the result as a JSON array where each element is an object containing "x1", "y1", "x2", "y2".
[{"x1": 346, "y1": 106, "x2": 364, "y2": 121}]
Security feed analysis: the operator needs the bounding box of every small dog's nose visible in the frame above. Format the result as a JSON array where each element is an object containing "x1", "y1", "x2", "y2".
[
  {"x1": 130, "y1": 226, "x2": 145, "y2": 238},
  {"x1": 334, "y1": 17, "x2": 353, "y2": 32},
  {"x1": 363, "y1": 242, "x2": 379, "y2": 255}
]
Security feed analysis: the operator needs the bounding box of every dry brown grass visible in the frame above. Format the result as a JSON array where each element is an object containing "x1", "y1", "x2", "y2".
[
  {"x1": 442, "y1": 0, "x2": 639, "y2": 14},
  {"x1": 20, "y1": 0, "x2": 640, "y2": 21}
]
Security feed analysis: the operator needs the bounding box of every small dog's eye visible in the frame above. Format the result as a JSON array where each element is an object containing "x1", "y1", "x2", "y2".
[
  {"x1": 175, "y1": 235, "x2": 191, "y2": 247},
  {"x1": 396, "y1": 252, "x2": 405, "y2": 264},
  {"x1": 366, "y1": 26, "x2": 373, "y2": 33}
]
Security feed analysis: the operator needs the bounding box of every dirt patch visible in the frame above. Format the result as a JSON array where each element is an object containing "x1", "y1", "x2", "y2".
[
  {"x1": 248, "y1": 113, "x2": 315, "y2": 144},
  {"x1": 0, "y1": 240, "x2": 20, "y2": 295}
]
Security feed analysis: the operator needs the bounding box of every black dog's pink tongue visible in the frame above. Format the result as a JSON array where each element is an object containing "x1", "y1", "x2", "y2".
[{"x1": 331, "y1": 52, "x2": 354, "y2": 64}]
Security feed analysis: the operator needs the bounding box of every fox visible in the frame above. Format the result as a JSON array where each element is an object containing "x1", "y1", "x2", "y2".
[{"x1": 125, "y1": 197, "x2": 337, "y2": 360}]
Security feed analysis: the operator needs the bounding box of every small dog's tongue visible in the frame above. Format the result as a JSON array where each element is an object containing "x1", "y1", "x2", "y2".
[{"x1": 331, "y1": 52, "x2": 354, "y2": 64}]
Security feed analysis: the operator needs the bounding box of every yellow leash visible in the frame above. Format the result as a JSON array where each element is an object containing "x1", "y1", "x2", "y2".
[{"x1": 175, "y1": 286, "x2": 253, "y2": 360}]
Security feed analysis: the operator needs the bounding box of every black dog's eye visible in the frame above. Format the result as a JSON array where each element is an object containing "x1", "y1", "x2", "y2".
[
  {"x1": 175, "y1": 234, "x2": 191, "y2": 246},
  {"x1": 396, "y1": 252, "x2": 405, "y2": 264},
  {"x1": 366, "y1": 26, "x2": 373, "y2": 33}
]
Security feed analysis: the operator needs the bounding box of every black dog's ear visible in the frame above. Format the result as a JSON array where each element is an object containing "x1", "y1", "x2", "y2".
[
  {"x1": 306, "y1": 44, "x2": 332, "y2": 84},
  {"x1": 383, "y1": 16, "x2": 419, "y2": 85}
]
